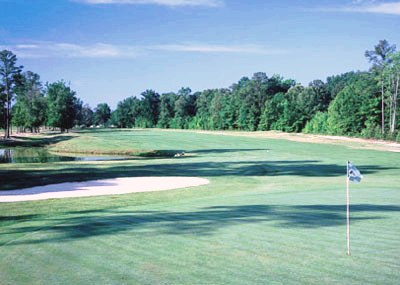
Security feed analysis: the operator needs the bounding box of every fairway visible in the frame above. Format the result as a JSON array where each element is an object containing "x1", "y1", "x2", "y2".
[{"x1": 1, "y1": 129, "x2": 399, "y2": 284}]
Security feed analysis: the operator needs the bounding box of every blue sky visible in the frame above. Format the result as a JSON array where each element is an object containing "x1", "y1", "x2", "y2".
[{"x1": 0, "y1": 0, "x2": 399, "y2": 108}]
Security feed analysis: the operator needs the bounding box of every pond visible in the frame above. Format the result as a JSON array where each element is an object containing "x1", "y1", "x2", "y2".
[{"x1": 0, "y1": 148, "x2": 131, "y2": 164}]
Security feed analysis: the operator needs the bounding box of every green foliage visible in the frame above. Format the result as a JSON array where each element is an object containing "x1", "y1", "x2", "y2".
[
  {"x1": 158, "y1": 92, "x2": 177, "y2": 128},
  {"x1": 232, "y1": 74, "x2": 294, "y2": 131},
  {"x1": 46, "y1": 81, "x2": 78, "y2": 132},
  {"x1": 193, "y1": 89, "x2": 214, "y2": 130},
  {"x1": 94, "y1": 103, "x2": 111, "y2": 126},
  {"x1": 172, "y1": 94, "x2": 189, "y2": 129},
  {"x1": 169, "y1": 88, "x2": 196, "y2": 129},
  {"x1": 209, "y1": 89, "x2": 231, "y2": 130},
  {"x1": 360, "y1": 121, "x2": 382, "y2": 139},
  {"x1": 260, "y1": 85, "x2": 312, "y2": 132},
  {"x1": 259, "y1": 92, "x2": 287, "y2": 131},
  {"x1": 307, "y1": 79, "x2": 331, "y2": 112},
  {"x1": 4, "y1": 40, "x2": 400, "y2": 140},
  {"x1": 303, "y1": 112, "x2": 329, "y2": 134},
  {"x1": 0, "y1": 50, "x2": 23, "y2": 137},
  {"x1": 327, "y1": 73, "x2": 379, "y2": 135},
  {"x1": 111, "y1": 96, "x2": 140, "y2": 128},
  {"x1": 326, "y1": 71, "x2": 361, "y2": 99},
  {"x1": 364, "y1": 40, "x2": 398, "y2": 136},
  {"x1": 365, "y1": 39, "x2": 396, "y2": 68},
  {"x1": 110, "y1": 91, "x2": 160, "y2": 129},
  {"x1": 138, "y1": 89, "x2": 160, "y2": 127},
  {"x1": 12, "y1": 71, "x2": 46, "y2": 132},
  {"x1": 382, "y1": 51, "x2": 400, "y2": 134},
  {"x1": 0, "y1": 86, "x2": 4, "y2": 128},
  {"x1": 75, "y1": 103, "x2": 94, "y2": 127}
]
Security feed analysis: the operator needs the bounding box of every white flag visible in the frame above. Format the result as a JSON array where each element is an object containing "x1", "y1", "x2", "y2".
[{"x1": 348, "y1": 162, "x2": 363, "y2": 183}]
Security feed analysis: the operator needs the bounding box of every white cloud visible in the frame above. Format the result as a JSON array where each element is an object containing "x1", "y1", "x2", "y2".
[
  {"x1": 358, "y1": 2, "x2": 400, "y2": 14},
  {"x1": 50, "y1": 43, "x2": 132, "y2": 58},
  {"x1": 15, "y1": 44, "x2": 39, "y2": 49},
  {"x1": 3, "y1": 42, "x2": 140, "y2": 59},
  {"x1": 73, "y1": 0, "x2": 223, "y2": 7},
  {"x1": 318, "y1": 1, "x2": 400, "y2": 15},
  {"x1": 1, "y1": 42, "x2": 284, "y2": 58},
  {"x1": 151, "y1": 43, "x2": 285, "y2": 54}
]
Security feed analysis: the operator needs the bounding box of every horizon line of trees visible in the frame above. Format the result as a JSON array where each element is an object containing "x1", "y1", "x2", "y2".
[
  {"x1": 1, "y1": 40, "x2": 399, "y2": 141},
  {"x1": 0, "y1": 48, "x2": 111, "y2": 136}
]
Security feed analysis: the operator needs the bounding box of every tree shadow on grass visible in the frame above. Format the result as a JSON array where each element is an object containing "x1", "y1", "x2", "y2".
[
  {"x1": 106, "y1": 160, "x2": 393, "y2": 178},
  {"x1": 0, "y1": 135, "x2": 74, "y2": 148},
  {"x1": 72, "y1": 129, "x2": 145, "y2": 134},
  {"x1": 1, "y1": 204, "x2": 399, "y2": 246},
  {"x1": 0, "y1": 214, "x2": 41, "y2": 222},
  {"x1": 191, "y1": 148, "x2": 270, "y2": 154},
  {"x1": 0, "y1": 160, "x2": 396, "y2": 191}
]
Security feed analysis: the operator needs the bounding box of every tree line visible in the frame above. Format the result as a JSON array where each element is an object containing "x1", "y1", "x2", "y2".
[
  {"x1": 1, "y1": 40, "x2": 399, "y2": 140},
  {"x1": 0, "y1": 49, "x2": 111, "y2": 137}
]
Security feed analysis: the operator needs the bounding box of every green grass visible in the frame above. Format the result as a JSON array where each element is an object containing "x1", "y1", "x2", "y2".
[{"x1": 1, "y1": 129, "x2": 399, "y2": 284}]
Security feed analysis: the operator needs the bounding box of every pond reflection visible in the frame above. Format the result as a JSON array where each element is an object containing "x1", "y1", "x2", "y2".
[{"x1": 0, "y1": 148, "x2": 130, "y2": 164}]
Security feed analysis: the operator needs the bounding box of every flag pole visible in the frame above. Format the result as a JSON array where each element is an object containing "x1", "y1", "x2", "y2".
[{"x1": 346, "y1": 161, "x2": 350, "y2": 256}]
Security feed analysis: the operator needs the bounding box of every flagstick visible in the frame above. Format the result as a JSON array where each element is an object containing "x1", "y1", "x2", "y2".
[{"x1": 346, "y1": 161, "x2": 351, "y2": 256}]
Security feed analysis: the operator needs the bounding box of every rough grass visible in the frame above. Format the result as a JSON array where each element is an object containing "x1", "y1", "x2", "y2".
[{"x1": 0, "y1": 129, "x2": 399, "y2": 284}]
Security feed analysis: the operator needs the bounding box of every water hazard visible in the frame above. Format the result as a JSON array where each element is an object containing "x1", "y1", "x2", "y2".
[{"x1": 0, "y1": 148, "x2": 130, "y2": 164}]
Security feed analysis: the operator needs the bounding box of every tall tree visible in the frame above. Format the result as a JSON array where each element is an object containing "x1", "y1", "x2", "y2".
[
  {"x1": 80, "y1": 104, "x2": 94, "y2": 127},
  {"x1": 209, "y1": 89, "x2": 232, "y2": 130},
  {"x1": 0, "y1": 84, "x2": 5, "y2": 129},
  {"x1": 172, "y1": 94, "x2": 189, "y2": 129},
  {"x1": 170, "y1": 87, "x2": 196, "y2": 129},
  {"x1": 365, "y1": 40, "x2": 396, "y2": 67},
  {"x1": 73, "y1": 98, "x2": 83, "y2": 127},
  {"x1": 94, "y1": 103, "x2": 111, "y2": 126},
  {"x1": 194, "y1": 89, "x2": 214, "y2": 129},
  {"x1": 327, "y1": 73, "x2": 379, "y2": 135},
  {"x1": 365, "y1": 40, "x2": 396, "y2": 134},
  {"x1": 138, "y1": 90, "x2": 160, "y2": 127},
  {"x1": 12, "y1": 71, "x2": 46, "y2": 132},
  {"x1": 308, "y1": 79, "x2": 331, "y2": 111},
  {"x1": 158, "y1": 92, "x2": 177, "y2": 128},
  {"x1": 382, "y1": 51, "x2": 400, "y2": 134},
  {"x1": 0, "y1": 50, "x2": 23, "y2": 138},
  {"x1": 259, "y1": 92, "x2": 290, "y2": 131},
  {"x1": 111, "y1": 96, "x2": 141, "y2": 128},
  {"x1": 326, "y1": 71, "x2": 360, "y2": 99},
  {"x1": 46, "y1": 81, "x2": 77, "y2": 132}
]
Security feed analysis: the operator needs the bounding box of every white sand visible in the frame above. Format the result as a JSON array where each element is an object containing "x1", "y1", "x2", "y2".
[{"x1": 0, "y1": 177, "x2": 210, "y2": 203}]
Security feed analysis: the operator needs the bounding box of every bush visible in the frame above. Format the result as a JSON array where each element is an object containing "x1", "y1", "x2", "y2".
[
  {"x1": 360, "y1": 122, "x2": 382, "y2": 139},
  {"x1": 303, "y1": 112, "x2": 329, "y2": 134},
  {"x1": 384, "y1": 130, "x2": 400, "y2": 141}
]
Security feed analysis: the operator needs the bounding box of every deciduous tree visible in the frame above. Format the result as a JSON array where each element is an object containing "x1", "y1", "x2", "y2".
[
  {"x1": 12, "y1": 71, "x2": 46, "y2": 132},
  {"x1": 94, "y1": 103, "x2": 111, "y2": 126},
  {"x1": 46, "y1": 81, "x2": 77, "y2": 132}
]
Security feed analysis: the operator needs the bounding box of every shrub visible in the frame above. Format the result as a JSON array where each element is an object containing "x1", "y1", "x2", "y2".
[
  {"x1": 303, "y1": 112, "x2": 329, "y2": 134},
  {"x1": 361, "y1": 122, "x2": 382, "y2": 139}
]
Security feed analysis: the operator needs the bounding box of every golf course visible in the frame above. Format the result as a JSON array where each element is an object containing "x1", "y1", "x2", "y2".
[{"x1": 0, "y1": 129, "x2": 399, "y2": 284}]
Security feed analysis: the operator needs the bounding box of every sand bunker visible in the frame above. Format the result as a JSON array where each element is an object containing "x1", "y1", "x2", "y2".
[{"x1": 0, "y1": 177, "x2": 210, "y2": 203}]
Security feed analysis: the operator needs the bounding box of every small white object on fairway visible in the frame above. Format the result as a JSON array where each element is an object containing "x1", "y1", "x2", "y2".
[{"x1": 0, "y1": 177, "x2": 210, "y2": 203}]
